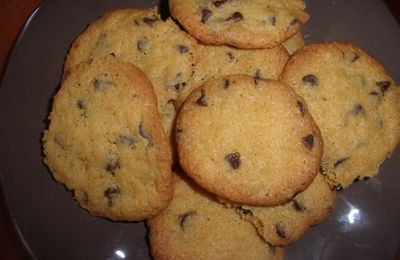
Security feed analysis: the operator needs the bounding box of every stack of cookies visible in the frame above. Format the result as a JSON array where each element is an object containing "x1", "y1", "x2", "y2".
[{"x1": 42, "y1": 1, "x2": 400, "y2": 259}]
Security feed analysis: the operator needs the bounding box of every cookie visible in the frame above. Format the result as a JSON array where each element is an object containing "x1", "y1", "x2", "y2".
[
  {"x1": 231, "y1": 173, "x2": 336, "y2": 246},
  {"x1": 64, "y1": 8, "x2": 197, "y2": 143},
  {"x1": 147, "y1": 171, "x2": 284, "y2": 260},
  {"x1": 169, "y1": 0, "x2": 309, "y2": 49},
  {"x1": 43, "y1": 55, "x2": 173, "y2": 221},
  {"x1": 282, "y1": 31, "x2": 305, "y2": 55},
  {"x1": 176, "y1": 75, "x2": 323, "y2": 206},
  {"x1": 280, "y1": 41, "x2": 400, "y2": 188},
  {"x1": 176, "y1": 42, "x2": 289, "y2": 108}
]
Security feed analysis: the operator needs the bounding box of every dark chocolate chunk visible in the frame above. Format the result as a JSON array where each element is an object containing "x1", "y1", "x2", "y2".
[
  {"x1": 302, "y1": 74, "x2": 319, "y2": 87},
  {"x1": 196, "y1": 89, "x2": 208, "y2": 106},
  {"x1": 351, "y1": 104, "x2": 364, "y2": 115},
  {"x1": 236, "y1": 206, "x2": 253, "y2": 216},
  {"x1": 297, "y1": 101, "x2": 305, "y2": 117},
  {"x1": 302, "y1": 134, "x2": 314, "y2": 150},
  {"x1": 226, "y1": 12, "x2": 244, "y2": 22},
  {"x1": 292, "y1": 199, "x2": 306, "y2": 212},
  {"x1": 334, "y1": 157, "x2": 349, "y2": 168},
  {"x1": 177, "y1": 45, "x2": 189, "y2": 54},
  {"x1": 275, "y1": 223, "x2": 287, "y2": 239},
  {"x1": 225, "y1": 152, "x2": 241, "y2": 169},
  {"x1": 213, "y1": 0, "x2": 228, "y2": 7},
  {"x1": 104, "y1": 187, "x2": 120, "y2": 207},
  {"x1": 223, "y1": 79, "x2": 230, "y2": 89},
  {"x1": 201, "y1": 9, "x2": 212, "y2": 23},
  {"x1": 179, "y1": 211, "x2": 197, "y2": 230},
  {"x1": 139, "y1": 122, "x2": 150, "y2": 139},
  {"x1": 142, "y1": 16, "x2": 159, "y2": 27},
  {"x1": 376, "y1": 81, "x2": 391, "y2": 94}
]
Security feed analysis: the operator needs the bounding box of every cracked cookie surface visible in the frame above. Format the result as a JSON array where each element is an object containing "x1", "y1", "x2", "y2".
[
  {"x1": 43, "y1": 56, "x2": 172, "y2": 221},
  {"x1": 169, "y1": 0, "x2": 309, "y2": 49},
  {"x1": 176, "y1": 75, "x2": 323, "y2": 206},
  {"x1": 280, "y1": 41, "x2": 400, "y2": 188},
  {"x1": 147, "y1": 171, "x2": 284, "y2": 260}
]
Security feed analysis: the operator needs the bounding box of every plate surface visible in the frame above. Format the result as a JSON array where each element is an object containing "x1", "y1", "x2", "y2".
[{"x1": 0, "y1": 0, "x2": 399, "y2": 259}]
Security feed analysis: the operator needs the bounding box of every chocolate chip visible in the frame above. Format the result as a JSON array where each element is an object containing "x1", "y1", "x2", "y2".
[
  {"x1": 292, "y1": 200, "x2": 306, "y2": 212},
  {"x1": 302, "y1": 134, "x2": 314, "y2": 150},
  {"x1": 196, "y1": 89, "x2": 208, "y2": 106},
  {"x1": 269, "y1": 15, "x2": 276, "y2": 26},
  {"x1": 179, "y1": 211, "x2": 197, "y2": 230},
  {"x1": 139, "y1": 122, "x2": 150, "y2": 139},
  {"x1": 334, "y1": 157, "x2": 349, "y2": 168},
  {"x1": 226, "y1": 51, "x2": 234, "y2": 61},
  {"x1": 302, "y1": 74, "x2": 319, "y2": 87},
  {"x1": 104, "y1": 187, "x2": 120, "y2": 207},
  {"x1": 201, "y1": 9, "x2": 212, "y2": 23},
  {"x1": 120, "y1": 135, "x2": 136, "y2": 147},
  {"x1": 289, "y1": 18, "x2": 298, "y2": 25},
  {"x1": 297, "y1": 101, "x2": 305, "y2": 117},
  {"x1": 226, "y1": 12, "x2": 244, "y2": 22},
  {"x1": 137, "y1": 39, "x2": 149, "y2": 54},
  {"x1": 376, "y1": 81, "x2": 391, "y2": 94},
  {"x1": 213, "y1": 0, "x2": 228, "y2": 7},
  {"x1": 236, "y1": 206, "x2": 253, "y2": 216},
  {"x1": 92, "y1": 74, "x2": 114, "y2": 90},
  {"x1": 223, "y1": 79, "x2": 230, "y2": 89},
  {"x1": 350, "y1": 53, "x2": 359, "y2": 63},
  {"x1": 351, "y1": 104, "x2": 364, "y2": 115},
  {"x1": 142, "y1": 16, "x2": 159, "y2": 27},
  {"x1": 106, "y1": 158, "x2": 120, "y2": 175},
  {"x1": 225, "y1": 152, "x2": 241, "y2": 169},
  {"x1": 177, "y1": 45, "x2": 189, "y2": 54},
  {"x1": 275, "y1": 223, "x2": 286, "y2": 239},
  {"x1": 76, "y1": 100, "x2": 86, "y2": 109}
]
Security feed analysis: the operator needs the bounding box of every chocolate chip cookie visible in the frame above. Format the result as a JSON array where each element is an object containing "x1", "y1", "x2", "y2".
[
  {"x1": 176, "y1": 75, "x2": 323, "y2": 206},
  {"x1": 280, "y1": 41, "x2": 400, "y2": 188},
  {"x1": 43, "y1": 55, "x2": 173, "y2": 221},
  {"x1": 148, "y1": 171, "x2": 284, "y2": 260},
  {"x1": 176, "y1": 42, "x2": 289, "y2": 108},
  {"x1": 169, "y1": 0, "x2": 309, "y2": 49},
  {"x1": 64, "y1": 8, "x2": 197, "y2": 143},
  {"x1": 231, "y1": 173, "x2": 336, "y2": 246}
]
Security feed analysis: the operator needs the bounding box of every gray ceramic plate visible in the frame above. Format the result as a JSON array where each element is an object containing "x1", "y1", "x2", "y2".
[{"x1": 0, "y1": 0, "x2": 399, "y2": 259}]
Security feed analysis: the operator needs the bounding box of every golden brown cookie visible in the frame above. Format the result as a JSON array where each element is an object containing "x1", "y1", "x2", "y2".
[
  {"x1": 64, "y1": 8, "x2": 197, "y2": 143},
  {"x1": 280, "y1": 41, "x2": 400, "y2": 188},
  {"x1": 43, "y1": 55, "x2": 173, "y2": 221},
  {"x1": 147, "y1": 171, "x2": 284, "y2": 260},
  {"x1": 169, "y1": 0, "x2": 309, "y2": 49},
  {"x1": 176, "y1": 42, "x2": 289, "y2": 108},
  {"x1": 231, "y1": 173, "x2": 336, "y2": 246},
  {"x1": 176, "y1": 75, "x2": 323, "y2": 206}
]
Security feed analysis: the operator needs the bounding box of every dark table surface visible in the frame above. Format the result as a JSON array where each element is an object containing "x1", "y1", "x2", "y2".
[{"x1": 0, "y1": 1, "x2": 399, "y2": 259}]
